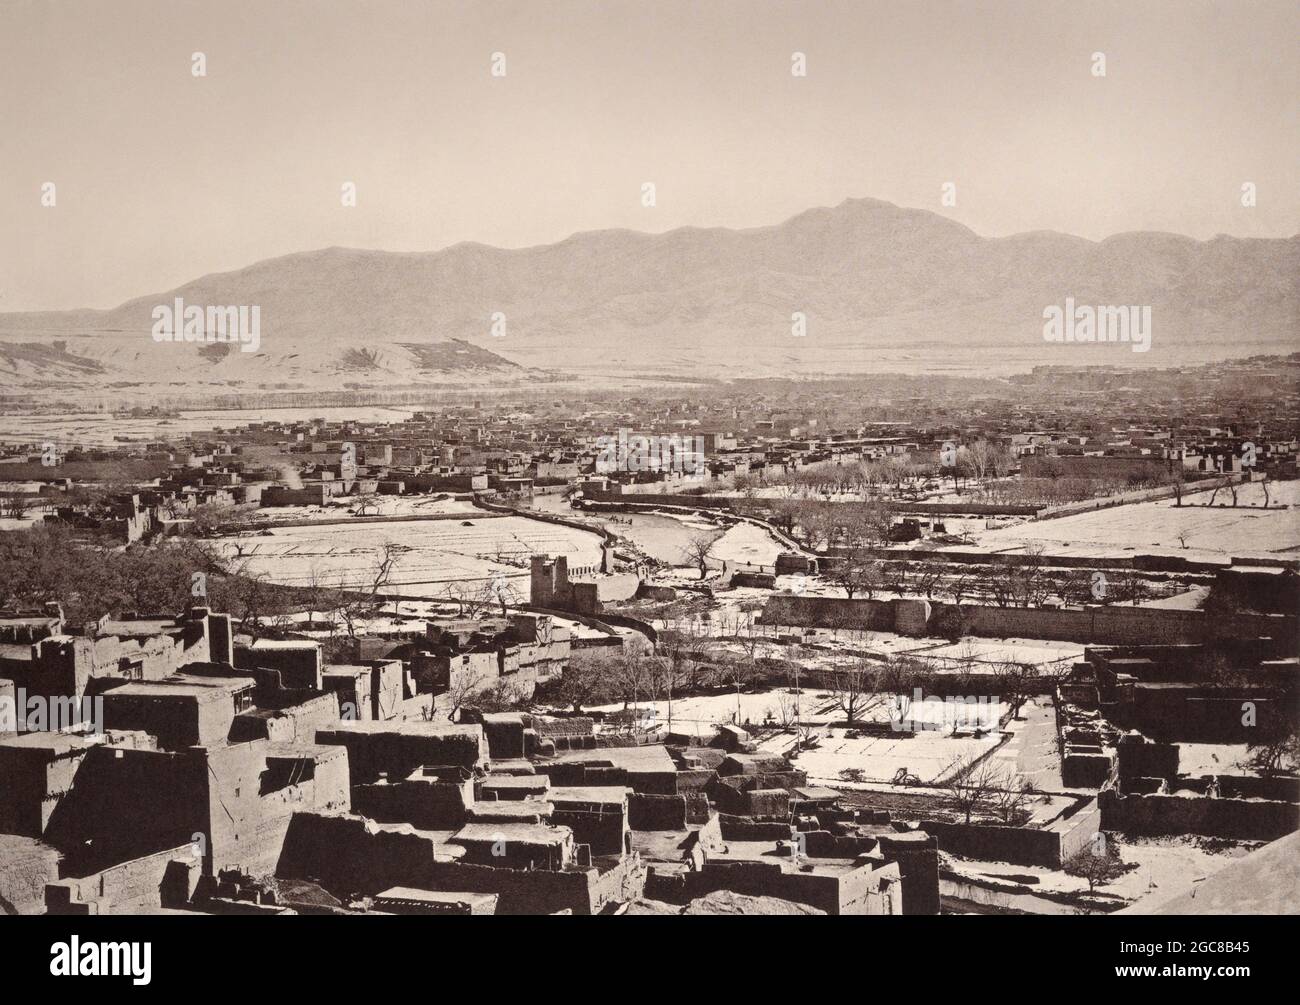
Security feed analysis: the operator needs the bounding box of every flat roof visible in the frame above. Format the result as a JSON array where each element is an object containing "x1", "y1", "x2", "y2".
[
  {"x1": 106, "y1": 676, "x2": 251, "y2": 699},
  {"x1": 374, "y1": 887, "x2": 496, "y2": 905},
  {"x1": 454, "y1": 822, "x2": 570, "y2": 845},
  {"x1": 100, "y1": 619, "x2": 181, "y2": 636},
  {"x1": 548, "y1": 785, "x2": 628, "y2": 807},
  {"x1": 548, "y1": 743, "x2": 677, "y2": 773},
  {"x1": 466, "y1": 801, "x2": 553, "y2": 821},
  {"x1": 708, "y1": 841, "x2": 866, "y2": 877},
  {"x1": 317, "y1": 720, "x2": 481, "y2": 737}
]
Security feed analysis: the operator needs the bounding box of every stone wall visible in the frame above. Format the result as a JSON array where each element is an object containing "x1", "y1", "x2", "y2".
[
  {"x1": 1099, "y1": 789, "x2": 1299, "y2": 841},
  {"x1": 916, "y1": 797, "x2": 1100, "y2": 868}
]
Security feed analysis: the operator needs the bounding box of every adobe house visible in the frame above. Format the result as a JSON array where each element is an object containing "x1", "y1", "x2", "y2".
[
  {"x1": 236, "y1": 639, "x2": 323, "y2": 690},
  {"x1": 0, "y1": 606, "x2": 234, "y2": 734},
  {"x1": 101, "y1": 675, "x2": 254, "y2": 751}
]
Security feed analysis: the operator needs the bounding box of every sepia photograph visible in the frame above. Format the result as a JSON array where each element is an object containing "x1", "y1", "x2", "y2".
[{"x1": 0, "y1": 0, "x2": 1296, "y2": 983}]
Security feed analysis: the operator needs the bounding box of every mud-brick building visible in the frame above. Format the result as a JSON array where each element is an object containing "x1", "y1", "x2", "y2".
[{"x1": 0, "y1": 605, "x2": 234, "y2": 735}]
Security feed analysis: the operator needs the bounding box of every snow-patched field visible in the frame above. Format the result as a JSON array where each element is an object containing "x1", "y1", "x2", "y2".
[
  {"x1": 771, "y1": 726, "x2": 1005, "y2": 786},
  {"x1": 1174, "y1": 742, "x2": 1256, "y2": 777},
  {"x1": 580, "y1": 686, "x2": 1009, "y2": 783},
  {"x1": 533, "y1": 495, "x2": 789, "y2": 571},
  {"x1": 971, "y1": 479, "x2": 1300, "y2": 559},
  {"x1": 210, "y1": 515, "x2": 604, "y2": 596},
  {"x1": 945, "y1": 835, "x2": 1254, "y2": 909},
  {"x1": 247, "y1": 494, "x2": 481, "y2": 524}
]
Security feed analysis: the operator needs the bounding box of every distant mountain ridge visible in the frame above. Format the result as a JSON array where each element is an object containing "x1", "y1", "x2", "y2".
[{"x1": 2, "y1": 197, "x2": 1295, "y2": 394}]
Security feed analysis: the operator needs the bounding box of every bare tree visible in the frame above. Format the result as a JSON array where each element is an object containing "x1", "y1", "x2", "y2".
[
  {"x1": 965, "y1": 439, "x2": 993, "y2": 481},
  {"x1": 0, "y1": 493, "x2": 35, "y2": 520},
  {"x1": 1114, "y1": 571, "x2": 1149, "y2": 607},
  {"x1": 831, "y1": 663, "x2": 882, "y2": 726},
  {"x1": 1013, "y1": 544, "x2": 1052, "y2": 608},
  {"x1": 941, "y1": 754, "x2": 1004, "y2": 824},
  {"x1": 945, "y1": 569, "x2": 973, "y2": 605},
  {"x1": 833, "y1": 551, "x2": 882, "y2": 599},
  {"x1": 987, "y1": 570, "x2": 1016, "y2": 608},
  {"x1": 1063, "y1": 839, "x2": 1126, "y2": 893},
  {"x1": 987, "y1": 444, "x2": 1014, "y2": 479},
  {"x1": 912, "y1": 561, "x2": 944, "y2": 600},
  {"x1": 681, "y1": 532, "x2": 716, "y2": 580},
  {"x1": 990, "y1": 775, "x2": 1036, "y2": 824},
  {"x1": 352, "y1": 492, "x2": 381, "y2": 516},
  {"x1": 1246, "y1": 723, "x2": 1300, "y2": 777},
  {"x1": 436, "y1": 667, "x2": 487, "y2": 722},
  {"x1": 337, "y1": 540, "x2": 403, "y2": 635},
  {"x1": 993, "y1": 660, "x2": 1039, "y2": 719}
]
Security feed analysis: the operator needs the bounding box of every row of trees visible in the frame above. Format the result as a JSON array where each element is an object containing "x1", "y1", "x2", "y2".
[
  {"x1": 798, "y1": 552, "x2": 1161, "y2": 610},
  {"x1": 824, "y1": 657, "x2": 1055, "y2": 728},
  {"x1": 731, "y1": 442, "x2": 1017, "y2": 503},
  {"x1": 760, "y1": 497, "x2": 896, "y2": 550}
]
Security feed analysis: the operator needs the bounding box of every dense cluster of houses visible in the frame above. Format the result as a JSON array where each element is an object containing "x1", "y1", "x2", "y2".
[{"x1": 0, "y1": 602, "x2": 941, "y2": 915}]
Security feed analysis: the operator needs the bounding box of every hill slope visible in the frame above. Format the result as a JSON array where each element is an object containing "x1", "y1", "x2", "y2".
[{"x1": 2, "y1": 197, "x2": 1295, "y2": 394}]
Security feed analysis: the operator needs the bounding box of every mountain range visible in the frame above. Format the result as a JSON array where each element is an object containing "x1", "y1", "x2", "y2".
[{"x1": 2, "y1": 197, "x2": 1295, "y2": 399}]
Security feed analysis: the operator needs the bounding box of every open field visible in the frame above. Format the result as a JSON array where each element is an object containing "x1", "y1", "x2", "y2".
[
  {"x1": 210, "y1": 514, "x2": 605, "y2": 596},
  {"x1": 535, "y1": 495, "x2": 788, "y2": 571},
  {"x1": 580, "y1": 685, "x2": 1010, "y2": 784},
  {"x1": 971, "y1": 479, "x2": 1300, "y2": 559}
]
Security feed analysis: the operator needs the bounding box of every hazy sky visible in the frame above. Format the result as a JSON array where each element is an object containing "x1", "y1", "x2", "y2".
[{"x1": 1, "y1": 0, "x2": 1296, "y2": 312}]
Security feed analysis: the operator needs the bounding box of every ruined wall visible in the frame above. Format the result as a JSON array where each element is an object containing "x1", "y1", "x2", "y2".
[
  {"x1": 0, "y1": 637, "x2": 92, "y2": 717},
  {"x1": 352, "y1": 776, "x2": 473, "y2": 829},
  {"x1": 1122, "y1": 692, "x2": 1295, "y2": 743},
  {"x1": 1099, "y1": 789, "x2": 1299, "y2": 841},
  {"x1": 370, "y1": 661, "x2": 405, "y2": 720},
  {"x1": 684, "y1": 858, "x2": 893, "y2": 916},
  {"x1": 550, "y1": 806, "x2": 629, "y2": 857},
  {"x1": 424, "y1": 856, "x2": 633, "y2": 916},
  {"x1": 233, "y1": 692, "x2": 339, "y2": 745},
  {"x1": 594, "y1": 573, "x2": 641, "y2": 603},
  {"x1": 276, "y1": 812, "x2": 440, "y2": 895},
  {"x1": 876, "y1": 834, "x2": 941, "y2": 915},
  {"x1": 1055, "y1": 798, "x2": 1104, "y2": 863},
  {"x1": 47, "y1": 845, "x2": 199, "y2": 915},
  {"x1": 760, "y1": 595, "x2": 895, "y2": 632},
  {"x1": 628, "y1": 793, "x2": 688, "y2": 831}
]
